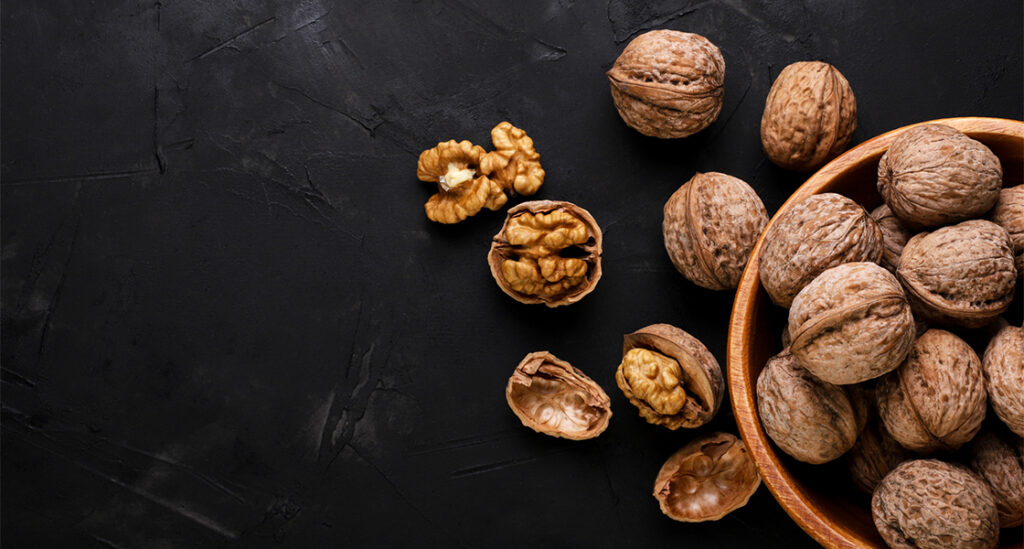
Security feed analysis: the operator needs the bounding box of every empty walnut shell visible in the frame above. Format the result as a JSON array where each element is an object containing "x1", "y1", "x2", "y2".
[
  {"x1": 756, "y1": 349, "x2": 858, "y2": 464},
  {"x1": 983, "y1": 322, "x2": 1024, "y2": 437},
  {"x1": 847, "y1": 417, "x2": 913, "y2": 494},
  {"x1": 488, "y1": 201, "x2": 602, "y2": 307},
  {"x1": 615, "y1": 324, "x2": 724, "y2": 429},
  {"x1": 876, "y1": 329, "x2": 987, "y2": 453},
  {"x1": 759, "y1": 193, "x2": 884, "y2": 308},
  {"x1": 969, "y1": 428, "x2": 1024, "y2": 529},
  {"x1": 897, "y1": 219, "x2": 1016, "y2": 329},
  {"x1": 760, "y1": 61, "x2": 857, "y2": 172},
  {"x1": 989, "y1": 185, "x2": 1024, "y2": 276},
  {"x1": 878, "y1": 123, "x2": 1003, "y2": 229},
  {"x1": 653, "y1": 432, "x2": 760, "y2": 522},
  {"x1": 505, "y1": 351, "x2": 611, "y2": 440},
  {"x1": 873, "y1": 459, "x2": 999, "y2": 549},
  {"x1": 789, "y1": 262, "x2": 915, "y2": 385},
  {"x1": 870, "y1": 204, "x2": 914, "y2": 272},
  {"x1": 662, "y1": 172, "x2": 769, "y2": 290},
  {"x1": 607, "y1": 30, "x2": 725, "y2": 138}
]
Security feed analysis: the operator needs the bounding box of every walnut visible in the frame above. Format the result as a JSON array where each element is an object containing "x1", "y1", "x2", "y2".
[
  {"x1": 989, "y1": 185, "x2": 1024, "y2": 275},
  {"x1": 872, "y1": 459, "x2": 999, "y2": 549},
  {"x1": 760, "y1": 61, "x2": 857, "y2": 172},
  {"x1": 488, "y1": 201, "x2": 602, "y2": 307},
  {"x1": 758, "y1": 193, "x2": 884, "y2": 308},
  {"x1": 480, "y1": 122, "x2": 545, "y2": 197},
  {"x1": 417, "y1": 139, "x2": 507, "y2": 224},
  {"x1": 606, "y1": 30, "x2": 724, "y2": 138},
  {"x1": 615, "y1": 324, "x2": 724, "y2": 429},
  {"x1": 877, "y1": 124, "x2": 1003, "y2": 229},
  {"x1": 662, "y1": 172, "x2": 769, "y2": 290},
  {"x1": 897, "y1": 219, "x2": 1016, "y2": 329},
  {"x1": 505, "y1": 351, "x2": 611, "y2": 440},
  {"x1": 846, "y1": 418, "x2": 913, "y2": 494},
  {"x1": 983, "y1": 322, "x2": 1024, "y2": 437},
  {"x1": 756, "y1": 349, "x2": 858, "y2": 464},
  {"x1": 876, "y1": 329, "x2": 987, "y2": 453},
  {"x1": 870, "y1": 204, "x2": 913, "y2": 272},
  {"x1": 969, "y1": 428, "x2": 1024, "y2": 529},
  {"x1": 653, "y1": 432, "x2": 760, "y2": 522},
  {"x1": 789, "y1": 262, "x2": 915, "y2": 385}
]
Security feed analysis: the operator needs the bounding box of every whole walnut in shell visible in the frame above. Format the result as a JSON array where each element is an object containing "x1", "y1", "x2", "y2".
[
  {"x1": 897, "y1": 219, "x2": 1016, "y2": 328},
  {"x1": 756, "y1": 349, "x2": 858, "y2": 464},
  {"x1": 662, "y1": 172, "x2": 768, "y2": 290},
  {"x1": 760, "y1": 61, "x2": 857, "y2": 172},
  {"x1": 653, "y1": 432, "x2": 760, "y2": 522},
  {"x1": 607, "y1": 30, "x2": 724, "y2": 138},
  {"x1": 983, "y1": 322, "x2": 1024, "y2": 437},
  {"x1": 870, "y1": 204, "x2": 913, "y2": 272},
  {"x1": 506, "y1": 351, "x2": 611, "y2": 440},
  {"x1": 789, "y1": 262, "x2": 915, "y2": 385},
  {"x1": 876, "y1": 329, "x2": 987, "y2": 453},
  {"x1": 988, "y1": 185, "x2": 1024, "y2": 275},
  {"x1": 969, "y1": 428, "x2": 1024, "y2": 529},
  {"x1": 615, "y1": 324, "x2": 724, "y2": 429},
  {"x1": 877, "y1": 124, "x2": 1002, "y2": 228},
  {"x1": 872, "y1": 459, "x2": 999, "y2": 549},
  {"x1": 759, "y1": 193, "x2": 884, "y2": 308},
  {"x1": 846, "y1": 418, "x2": 913, "y2": 494}
]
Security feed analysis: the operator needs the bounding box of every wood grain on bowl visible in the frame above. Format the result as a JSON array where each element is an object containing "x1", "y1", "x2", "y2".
[{"x1": 728, "y1": 117, "x2": 1024, "y2": 549}]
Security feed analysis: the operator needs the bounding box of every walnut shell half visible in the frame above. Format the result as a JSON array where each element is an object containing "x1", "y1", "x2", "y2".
[
  {"x1": 983, "y1": 322, "x2": 1024, "y2": 437},
  {"x1": 505, "y1": 351, "x2": 611, "y2": 440},
  {"x1": 488, "y1": 201, "x2": 602, "y2": 307},
  {"x1": 616, "y1": 323, "x2": 724, "y2": 429},
  {"x1": 989, "y1": 185, "x2": 1024, "y2": 276},
  {"x1": 969, "y1": 428, "x2": 1024, "y2": 529},
  {"x1": 653, "y1": 432, "x2": 760, "y2": 522}
]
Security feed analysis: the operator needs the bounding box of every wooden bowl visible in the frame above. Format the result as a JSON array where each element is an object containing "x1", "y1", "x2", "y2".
[{"x1": 728, "y1": 117, "x2": 1024, "y2": 548}]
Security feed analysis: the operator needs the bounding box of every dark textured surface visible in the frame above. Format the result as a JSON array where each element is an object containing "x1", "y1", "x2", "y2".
[{"x1": 2, "y1": 1, "x2": 1021, "y2": 547}]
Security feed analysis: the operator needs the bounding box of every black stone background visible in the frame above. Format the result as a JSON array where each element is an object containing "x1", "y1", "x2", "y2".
[{"x1": 2, "y1": 1, "x2": 1022, "y2": 547}]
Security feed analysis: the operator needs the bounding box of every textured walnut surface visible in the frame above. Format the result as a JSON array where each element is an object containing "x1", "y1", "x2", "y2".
[
  {"x1": 662, "y1": 172, "x2": 768, "y2": 290},
  {"x1": 760, "y1": 61, "x2": 857, "y2": 172},
  {"x1": 846, "y1": 417, "x2": 913, "y2": 494},
  {"x1": 983, "y1": 322, "x2": 1024, "y2": 437},
  {"x1": 417, "y1": 139, "x2": 506, "y2": 223},
  {"x1": 607, "y1": 30, "x2": 724, "y2": 138},
  {"x1": 480, "y1": 122, "x2": 545, "y2": 197},
  {"x1": 897, "y1": 219, "x2": 1016, "y2": 328},
  {"x1": 989, "y1": 185, "x2": 1024, "y2": 275},
  {"x1": 653, "y1": 432, "x2": 760, "y2": 522},
  {"x1": 506, "y1": 351, "x2": 611, "y2": 440},
  {"x1": 759, "y1": 193, "x2": 883, "y2": 307},
  {"x1": 969, "y1": 429, "x2": 1024, "y2": 528},
  {"x1": 870, "y1": 204, "x2": 914, "y2": 272},
  {"x1": 878, "y1": 123, "x2": 1003, "y2": 228},
  {"x1": 872, "y1": 459, "x2": 999, "y2": 549}
]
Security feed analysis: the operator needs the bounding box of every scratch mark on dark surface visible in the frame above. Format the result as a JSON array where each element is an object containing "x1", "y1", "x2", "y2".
[
  {"x1": 92, "y1": 536, "x2": 128, "y2": 549},
  {"x1": 187, "y1": 17, "x2": 277, "y2": 62},
  {"x1": 407, "y1": 430, "x2": 516, "y2": 456},
  {"x1": 708, "y1": 80, "x2": 751, "y2": 143},
  {"x1": 153, "y1": 86, "x2": 166, "y2": 174},
  {"x1": 441, "y1": 0, "x2": 567, "y2": 61},
  {"x1": 271, "y1": 81, "x2": 381, "y2": 135},
  {"x1": 37, "y1": 217, "x2": 80, "y2": 358},
  {"x1": 1, "y1": 368, "x2": 39, "y2": 388},
  {"x1": 606, "y1": 1, "x2": 706, "y2": 44},
  {"x1": 450, "y1": 453, "x2": 560, "y2": 479},
  {"x1": 3, "y1": 167, "x2": 157, "y2": 186}
]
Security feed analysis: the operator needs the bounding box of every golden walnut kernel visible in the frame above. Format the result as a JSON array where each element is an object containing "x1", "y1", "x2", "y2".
[
  {"x1": 662, "y1": 172, "x2": 768, "y2": 290},
  {"x1": 616, "y1": 324, "x2": 724, "y2": 429},
  {"x1": 417, "y1": 139, "x2": 506, "y2": 224},
  {"x1": 653, "y1": 432, "x2": 760, "y2": 522},
  {"x1": 505, "y1": 351, "x2": 611, "y2": 440},
  {"x1": 983, "y1": 322, "x2": 1024, "y2": 437},
  {"x1": 607, "y1": 30, "x2": 725, "y2": 138},
  {"x1": 480, "y1": 122, "x2": 545, "y2": 196},
  {"x1": 871, "y1": 204, "x2": 914, "y2": 272},
  {"x1": 989, "y1": 185, "x2": 1024, "y2": 275},
  {"x1": 488, "y1": 201, "x2": 602, "y2": 307},
  {"x1": 760, "y1": 61, "x2": 857, "y2": 172}
]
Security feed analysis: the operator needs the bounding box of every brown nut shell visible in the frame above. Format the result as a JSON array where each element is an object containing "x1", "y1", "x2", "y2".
[
  {"x1": 983, "y1": 322, "x2": 1024, "y2": 437},
  {"x1": 653, "y1": 432, "x2": 760, "y2": 522},
  {"x1": 662, "y1": 172, "x2": 769, "y2": 290},
  {"x1": 847, "y1": 417, "x2": 913, "y2": 494},
  {"x1": 897, "y1": 219, "x2": 1016, "y2": 329},
  {"x1": 758, "y1": 193, "x2": 884, "y2": 308},
  {"x1": 870, "y1": 204, "x2": 913, "y2": 272},
  {"x1": 876, "y1": 329, "x2": 987, "y2": 453},
  {"x1": 607, "y1": 30, "x2": 725, "y2": 138},
  {"x1": 878, "y1": 123, "x2": 1003, "y2": 229},
  {"x1": 760, "y1": 61, "x2": 857, "y2": 172},
  {"x1": 969, "y1": 428, "x2": 1024, "y2": 529},
  {"x1": 488, "y1": 201, "x2": 602, "y2": 307},
  {"x1": 505, "y1": 351, "x2": 611, "y2": 440},
  {"x1": 789, "y1": 262, "x2": 915, "y2": 385},
  {"x1": 989, "y1": 185, "x2": 1024, "y2": 275},
  {"x1": 616, "y1": 323, "x2": 724, "y2": 429}
]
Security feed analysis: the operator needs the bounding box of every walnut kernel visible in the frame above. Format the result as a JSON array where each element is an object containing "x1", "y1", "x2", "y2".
[
  {"x1": 418, "y1": 140, "x2": 506, "y2": 223},
  {"x1": 480, "y1": 122, "x2": 545, "y2": 197}
]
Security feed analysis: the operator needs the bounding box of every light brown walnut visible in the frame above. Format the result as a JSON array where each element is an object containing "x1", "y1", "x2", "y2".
[
  {"x1": 870, "y1": 204, "x2": 913, "y2": 272},
  {"x1": 417, "y1": 139, "x2": 507, "y2": 224},
  {"x1": 989, "y1": 185, "x2": 1024, "y2": 275},
  {"x1": 506, "y1": 351, "x2": 611, "y2": 440},
  {"x1": 847, "y1": 417, "x2": 913, "y2": 494},
  {"x1": 653, "y1": 432, "x2": 760, "y2": 522},
  {"x1": 969, "y1": 428, "x2": 1024, "y2": 529},
  {"x1": 983, "y1": 322, "x2": 1024, "y2": 437},
  {"x1": 480, "y1": 122, "x2": 545, "y2": 197}
]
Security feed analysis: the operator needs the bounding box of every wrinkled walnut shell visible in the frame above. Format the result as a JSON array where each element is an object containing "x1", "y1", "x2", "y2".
[
  {"x1": 870, "y1": 204, "x2": 913, "y2": 272},
  {"x1": 989, "y1": 185, "x2": 1024, "y2": 276},
  {"x1": 653, "y1": 432, "x2": 760, "y2": 522},
  {"x1": 607, "y1": 30, "x2": 725, "y2": 138},
  {"x1": 759, "y1": 193, "x2": 884, "y2": 308},
  {"x1": 878, "y1": 124, "x2": 1003, "y2": 229},
  {"x1": 662, "y1": 172, "x2": 768, "y2": 290},
  {"x1": 846, "y1": 417, "x2": 913, "y2": 494},
  {"x1": 616, "y1": 323, "x2": 724, "y2": 429},
  {"x1": 983, "y1": 322, "x2": 1024, "y2": 437},
  {"x1": 969, "y1": 428, "x2": 1024, "y2": 529},
  {"x1": 505, "y1": 351, "x2": 611, "y2": 440},
  {"x1": 488, "y1": 201, "x2": 603, "y2": 307},
  {"x1": 872, "y1": 459, "x2": 999, "y2": 549},
  {"x1": 760, "y1": 61, "x2": 857, "y2": 172}
]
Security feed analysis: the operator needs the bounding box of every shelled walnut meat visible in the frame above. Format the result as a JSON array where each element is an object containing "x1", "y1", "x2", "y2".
[
  {"x1": 488, "y1": 201, "x2": 602, "y2": 307},
  {"x1": 983, "y1": 322, "x2": 1024, "y2": 436},
  {"x1": 479, "y1": 122, "x2": 545, "y2": 197},
  {"x1": 988, "y1": 185, "x2": 1024, "y2": 275},
  {"x1": 607, "y1": 30, "x2": 725, "y2": 138},
  {"x1": 846, "y1": 417, "x2": 913, "y2": 494},
  {"x1": 759, "y1": 193, "x2": 883, "y2": 308},
  {"x1": 653, "y1": 432, "x2": 760, "y2": 522},
  {"x1": 870, "y1": 204, "x2": 913, "y2": 272},
  {"x1": 969, "y1": 428, "x2": 1024, "y2": 529},
  {"x1": 662, "y1": 172, "x2": 768, "y2": 290},
  {"x1": 878, "y1": 123, "x2": 1002, "y2": 229},
  {"x1": 615, "y1": 324, "x2": 724, "y2": 429},
  {"x1": 506, "y1": 351, "x2": 611, "y2": 440},
  {"x1": 760, "y1": 61, "x2": 857, "y2": 172}
]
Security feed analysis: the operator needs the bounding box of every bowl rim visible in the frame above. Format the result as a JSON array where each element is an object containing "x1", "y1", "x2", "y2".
[{"x1": 727, "y1": 116, "x2": 1024, "y2": 548}]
